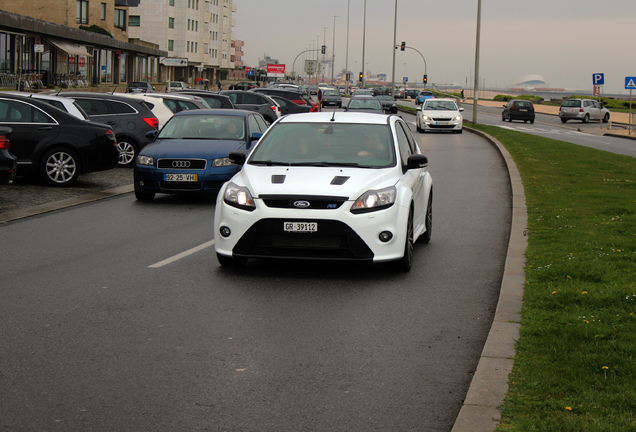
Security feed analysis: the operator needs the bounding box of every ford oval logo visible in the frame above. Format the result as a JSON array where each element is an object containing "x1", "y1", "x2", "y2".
[
  {"x1": 294, "y1": 200, "x2": 310, "y2": 208},
  {"x1": 172, "y1": 160, "x2": 191, "y2": 168}
]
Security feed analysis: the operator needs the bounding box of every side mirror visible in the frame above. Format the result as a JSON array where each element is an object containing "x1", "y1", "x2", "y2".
[
  {"x1": 250, "y1": 132, "x2": 263, "y2": 141},
  {"x1": 459, "y1": 107, "x2": 465, "y2": 112},
  {"x1": 229, "y1": 150, "x2": 247, "y2": 166},
  {"x1": 417, "y1": 106, "x2": 422, "y2": 111},
  {"x1": 407, "y1": 153, "x2": 429, "y2": 170}
]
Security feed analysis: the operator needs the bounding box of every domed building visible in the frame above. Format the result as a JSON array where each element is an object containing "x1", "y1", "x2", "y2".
[{"x1": 513, "y1": 75, "x2": 547, "y2": 90}]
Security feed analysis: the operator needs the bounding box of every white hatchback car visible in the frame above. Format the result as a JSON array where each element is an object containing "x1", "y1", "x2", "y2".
[
  {"x1": 416, "y1": 98, "x2": 464, "y2": 133},
  {"x1": 214, "y1": 112, "x2": 433, "y2": 271}
]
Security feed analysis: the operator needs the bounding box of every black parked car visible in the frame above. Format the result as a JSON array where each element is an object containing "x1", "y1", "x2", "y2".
[
  {"x1": 172, "y1": 90, "x2": 235, "y2": 109},
  {"x1": 251, "y1": 88, "x2": 317, "y2": 111},
  {"x1": 228, "y1": 82, "x2": 256, "y2": 91},
  {"x1": 126, "y1": 81, "x2": 155, "y2": 93},
  {"x1": 375, "y1": 95, "x2": 398, "y2": 113},
  {"x1": 0, "y1": 94, "x2": 119, "y2": 186},
  {"x1": 502, "y1": 99, "x2": 535, "y2": 123},
  {"x1": 0, "y1": 127, "x2": 17, "y2": 184},
  {"x1": 60, "y1": 92, "x2": 159, "y2": 167},
  {"x1": 220, "y1": 90, "x2": 281, "y2": 124}
]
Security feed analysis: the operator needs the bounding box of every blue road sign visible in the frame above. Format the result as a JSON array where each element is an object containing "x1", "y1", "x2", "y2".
[
  {"x1": 403, "y1": 77, "x2": 408, "y2": 82},
  {"x1": 593, "y1": 73, "x2": 605, "y2": 86},
  {"x1": 625, "y1": 77, "x2": 636, "y2": 89}
]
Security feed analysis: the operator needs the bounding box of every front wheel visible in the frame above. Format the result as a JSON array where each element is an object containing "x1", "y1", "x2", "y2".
[
  {"x1": 419, "y1": 192, "x2": 433, "y2": 244},
  {"x1": 603, "y1": 113, "x2": 610, "y2": 123},
  {"x1": 416, "y1": 118, "x2": 422, "y2": 133},
  {"x1": 40, "y1": 148, "x2": 80, "y2": 187},
  {"x1": 392, "y1": 208, "x2": 414, "y2": 272},
  {"x1": 561, "y1": 118, "x2": 568, "y2": 123},
  {"x1": 117, "y1": 139, "x2": 138, "y2": 167}
]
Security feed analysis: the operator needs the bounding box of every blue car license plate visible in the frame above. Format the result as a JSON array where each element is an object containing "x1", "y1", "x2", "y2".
[{"x1": 164, "y1": 173, "x2": 197, "y2": 181}]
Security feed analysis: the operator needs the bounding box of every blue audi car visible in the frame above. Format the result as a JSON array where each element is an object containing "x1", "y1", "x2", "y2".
[{"x1": 133, "y1": 109, "x2": 268, "y2": 200}]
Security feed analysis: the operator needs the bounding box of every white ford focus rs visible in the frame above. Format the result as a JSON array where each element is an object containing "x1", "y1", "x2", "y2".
[{"x1": 214, "y1": 112, "x2": 433, "y2": 271}]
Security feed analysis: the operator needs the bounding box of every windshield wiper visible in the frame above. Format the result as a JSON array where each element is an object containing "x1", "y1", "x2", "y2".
[{"x1": 249, "y1": 160, "x2": 290, "y2": 166}]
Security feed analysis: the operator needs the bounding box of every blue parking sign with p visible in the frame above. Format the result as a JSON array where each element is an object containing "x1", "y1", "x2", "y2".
[{"x1": 593, "y1": 73, "x2": 605, "y2": 86}]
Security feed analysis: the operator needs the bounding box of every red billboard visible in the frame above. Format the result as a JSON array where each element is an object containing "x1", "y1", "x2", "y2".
[{"x1": 267, "y1": 64, "x2": 285, "y2": 77}]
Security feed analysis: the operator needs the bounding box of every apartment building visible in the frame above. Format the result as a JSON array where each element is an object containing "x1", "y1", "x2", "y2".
[{"x1": 127, "y1": 0, "x2": 236, "y2": 86}]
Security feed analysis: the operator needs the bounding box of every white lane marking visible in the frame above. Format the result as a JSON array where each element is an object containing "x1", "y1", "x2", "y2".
[{"x1": 149, "y1": 239, "x2": 215, "y2": 268}]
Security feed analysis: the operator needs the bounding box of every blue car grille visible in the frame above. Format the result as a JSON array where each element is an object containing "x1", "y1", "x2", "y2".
[{"x1": 158, "y1": 159, "x2": 207, "y2": 169}]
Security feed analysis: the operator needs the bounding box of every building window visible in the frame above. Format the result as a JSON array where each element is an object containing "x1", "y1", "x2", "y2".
[
  {"x1": 168, "y1": 17, "x2": 174, "y2": 28},
  {"x1": 129, "y1": 15, "x2": 140, "y2": 26},
  {"x1": 168, "y1": 40, "x2": 174, "y2": 51},
  {"x1": 114, "y1": 9, "x2": 126, "y2": 29},
  {"x1": 169, "y1": 0, "x2": 174, "y2": 5},
  {"x1": 76, "y1": 0, "x2": 89, "y2": 24},
  {"x1": 101, "y1": 3, "x2": 106, "y2": 20}
]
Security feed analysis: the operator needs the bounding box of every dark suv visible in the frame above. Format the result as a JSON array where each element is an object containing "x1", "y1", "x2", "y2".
[
  {"x1": 126, "y1": 81, "x2": 155, "y2": 93},
  {"x1": 60, "y1": 92, "x2": 159, "y2": 167},
  {"x1": 172, "y1": 90, "x2": 235, "y2": 109},
  {"x1": 220, "y1": 90, "x2": 281, "y2": 124}
]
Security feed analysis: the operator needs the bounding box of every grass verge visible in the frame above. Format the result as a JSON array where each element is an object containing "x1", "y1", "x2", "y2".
[{"x1": 468, "y1": 124, "x2": 636, "y2": 431}]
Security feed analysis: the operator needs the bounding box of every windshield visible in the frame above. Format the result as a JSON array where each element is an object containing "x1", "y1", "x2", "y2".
[
  {"x1": 423, "y1": 100, "x2": 458, "y2": 111},
  {"x1": 249, "y1": 122, "x2": 396, "y2": 168},
  {"x1": 159, "y1": 115, "x2": 245, "y2": 140},
  {"x1": 348, "y1": 99, "x2": 382, "y2": 110}
]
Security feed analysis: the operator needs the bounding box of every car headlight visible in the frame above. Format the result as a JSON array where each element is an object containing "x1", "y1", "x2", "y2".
[
  {"x1": 422, "y1": 115, "x2": 431, "y2": 121},
  {"x1": 213, "y1": 157, "x2": 232, "y2": 167},
  {"x1": 351, "y1": 186, "x2": 396, "y2": 214},
  {"x1": 223, "y1": 182, "x2": 256, "y2": 211},
  {"x1": 137, "y1": 155, "x2": 154, "y2": 166}
]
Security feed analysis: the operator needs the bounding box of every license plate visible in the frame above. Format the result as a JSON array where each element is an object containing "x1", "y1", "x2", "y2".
[
  {"x1": 520, "y1": 109, "x2": 528, "y2": 112},
  {"x1": 164, "y1": 173, "x2": 197, "y2": 181},
  {"x1": 284, "y1": 222, "x2": 318, "y2": 233},
  {"x1": 434, "y1": 121, "x2": 450, "y2": 125}
]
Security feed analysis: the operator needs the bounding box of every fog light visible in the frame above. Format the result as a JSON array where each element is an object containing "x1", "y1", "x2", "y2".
[
  {"x1": 379, "y1": 231, "x2": 393, "y2": 242},
  {"x1": 139, "y1": 181, "x2": 145, "y2": 186},
  {"x1": 220, "y1": 226, "x2": 231, "y2": 238}
]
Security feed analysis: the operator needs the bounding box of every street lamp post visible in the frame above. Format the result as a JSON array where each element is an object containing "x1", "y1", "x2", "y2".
[
  {"x1": 472, "y1": 0, "x2": 482, "y2": 124},
  {"x1": 345, "y1": 0, "x2": 350, "y2": 94},
  {"x1": 361, "y1": 0, "x2": 366, "y2": 88},
  {"x1": 331, "y1": 15, "x2": 337, "y2": 85},
  {"x1": 390, "y1": 0, "x2": 397, "y2": 96}
]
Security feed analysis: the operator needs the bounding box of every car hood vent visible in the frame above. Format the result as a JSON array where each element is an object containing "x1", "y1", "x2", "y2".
[
  {"x1": 330, "y1": 176, "x2": 349, "y2": 185},
  {"x1": 271, "y1": 175, "x2": 286, "y2": 184}
]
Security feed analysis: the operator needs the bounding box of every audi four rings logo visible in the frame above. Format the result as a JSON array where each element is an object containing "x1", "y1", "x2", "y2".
[
  {"x1": 172, "y1": 160, "x2": 191, "y2": 168},
  {"x1": 294, "y1": 200, "x2": 310, "y2": 208}
]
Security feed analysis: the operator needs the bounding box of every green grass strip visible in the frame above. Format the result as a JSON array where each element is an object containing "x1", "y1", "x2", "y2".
[{"x1": 468, "y1": 124, "x2": 636, "y2": 431}]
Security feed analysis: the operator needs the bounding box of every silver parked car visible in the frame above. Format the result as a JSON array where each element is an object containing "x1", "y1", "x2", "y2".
[{"x1": 559, "y1": 98, "x2": 610, "y2": 123}]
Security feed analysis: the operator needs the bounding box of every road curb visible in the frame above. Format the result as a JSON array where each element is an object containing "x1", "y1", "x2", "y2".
[
  {"x1": 451, "y1": 126, "x2": 527, "y2": 432},
  {"x1": 0, "y1": 184, "x2": 133, "y2": 224}
]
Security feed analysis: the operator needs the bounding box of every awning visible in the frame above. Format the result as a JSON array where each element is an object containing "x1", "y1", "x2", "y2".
[{"x1": 47, "y1": 38, "x2": 93, "y2": 57}]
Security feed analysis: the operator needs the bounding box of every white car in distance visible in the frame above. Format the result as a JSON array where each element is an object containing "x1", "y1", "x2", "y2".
[
  {"x1": 416, "y1": 98, "x2": 464, "y2": 133},
  {"x1": 214, "y1": 112, "x2": 433, "y2": 271}
]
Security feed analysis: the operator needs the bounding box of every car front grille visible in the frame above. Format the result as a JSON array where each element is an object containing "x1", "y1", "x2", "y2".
[
  {"x1": 260, "y1": 195, "x2": 348, "y2": 210},
  {"x1": 232, "y1": 218, "x2": 374, "y2": 260},
  {"x1": 158, "y1": 159, "x2": 207, "y2": 169}
]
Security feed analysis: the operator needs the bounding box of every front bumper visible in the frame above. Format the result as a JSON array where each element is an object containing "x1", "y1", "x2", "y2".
[
  {"x1": 214, "y1": 192, "x2": 410, "y2": 262},
  {"x1": 134, "y1": 164, "x2": 240, "y2": 194},
  {"x1": 420, "y1": 117, "x2": 463, "y2": 131}
]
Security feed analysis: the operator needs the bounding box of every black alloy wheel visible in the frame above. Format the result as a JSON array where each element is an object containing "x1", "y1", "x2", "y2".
[
  {"x1": 419, "y1": 192, "x2": 433, "y2": 244},
  {"x1": 393, "y1": 207, "x2": 414, "y2": 272}
]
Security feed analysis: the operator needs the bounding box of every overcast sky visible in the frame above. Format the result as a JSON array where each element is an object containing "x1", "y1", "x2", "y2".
[{"x1": 234, "y1": 0, "x2": 636, "y2": 95}]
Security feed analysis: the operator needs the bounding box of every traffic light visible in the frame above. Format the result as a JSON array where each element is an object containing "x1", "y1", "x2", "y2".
[
  {"x1": 423, "y1": 74, "x2": 428, "y2": 84},
  {"x1": 359, "y1": 72, "x2": 363, "y2": 82},
  {"x1": 321, "y1": 45, "x2": 326, "y2": 55},
  {"x1": 400, "y1": 41, "x2": 406, "y2": 51}
]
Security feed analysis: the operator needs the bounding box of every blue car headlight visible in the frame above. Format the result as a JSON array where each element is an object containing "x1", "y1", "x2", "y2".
[
  {"x1": 137, "y1": 155, "x2": 154, "y2": 166},
  {"x1": 213, "y1": 157, "x2": 233, "y2": 167}
]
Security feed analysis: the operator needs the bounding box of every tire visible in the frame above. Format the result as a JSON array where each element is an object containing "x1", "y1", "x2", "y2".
[
  {"x1": 117, "y1": 139, "x2": 138, "y2": 167},
  {"x1": 419, "y1": 192, "x2": 433, "y2": 244},
  {"x1": 40, "y1": 148, "x2": 80, "y2": 187},
  {"x1": 561, "y1": 118, "x2": 568, "y2": 123},
  {"x1": 603, "y1": 113, "x2": 610, "y2": 123},
  {"x1": 134, "y1": 187, "x2": 155, "y2": 201},
  {"x1": 456, "y1": 129, "x2": 463, "y2": 134},
  {"x1": 393, "y1": 207, "x2": 414, "y2": 272},
  {"x1": 502, "y1": 114, "x2": 506, "y2": 122},
  {"x1": 530, "y1": 119, "x2": 534, "y2": 124},
  {"x1": 508, "y1": 116, "x2": 512, "y2": 122},
  {"x1": 416, "y1": 118, "x2": 422, "y2": 133},
  {"x1": 217, "y1": 253, "x2": 247, "y2": 267},
  {"x1": 583, "y1": 114, "x2": 590, "y2": 123}
]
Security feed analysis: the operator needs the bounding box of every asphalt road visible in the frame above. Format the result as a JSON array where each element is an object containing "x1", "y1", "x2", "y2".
[{"x1": 0, "y1": 125, "x2": 511, "y2": 431}]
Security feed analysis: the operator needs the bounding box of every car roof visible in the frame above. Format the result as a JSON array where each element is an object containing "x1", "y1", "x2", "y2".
[
  {"x1": 277, "y1": 112, "x2": 391, "y2": 125},
  {"x1": 424, "y1": 98, "x2": 455, "y2": 102}
]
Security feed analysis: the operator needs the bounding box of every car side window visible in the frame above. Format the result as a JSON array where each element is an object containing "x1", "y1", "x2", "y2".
[
  {"x1": 241, "y1": 93, "x2": 262, "y2": 104},
  {"x1": 204, "y1": 97, "x2": 222, "y2": 108},
  {"x1": 225, "y1": 93, "x2": 239, "y2": 104},
  {"x1": 248, "y1": 115, "x2": 260, "y2": 134},
  {"x1": 108, "y1": 100, "x2": 137, "y2": 114},
  {"x1": 395, "y1": 122, "x2": 413, "y2": 167},
  {"x1": 255, "y1": 115, "x2": 268, "y2": 131},
  {"x1": 75, "y1": 98, "x2": 110, "y2": 115},
  {"x1": 176, "y1": 101, "x2": 199, "y2": 111},
  {"x1": 0, "y1": 100, "x2": 54, "y2": 123}
]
